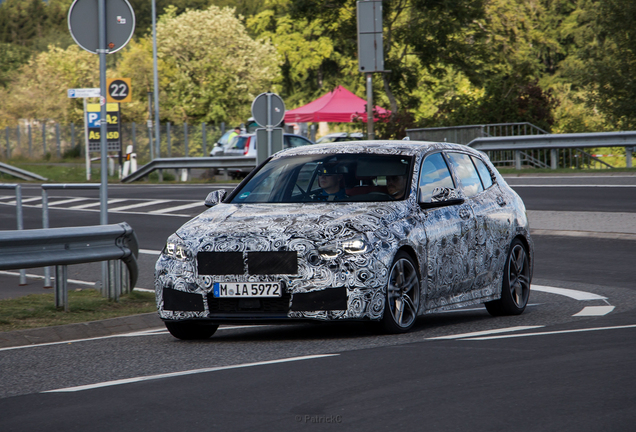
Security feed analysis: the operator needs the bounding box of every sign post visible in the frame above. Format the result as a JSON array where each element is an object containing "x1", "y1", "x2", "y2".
[
  {"x1": 251, "y1": 92, "x2": 285, "y2": 166},
  {"x1": 68, "y1": 0, "x2": 135, "y2": 297},
  {"x1": 357, "y1": 0, "x2": 384, "y2": 140},
  {"x1": 67, "y1": 87, "x2": 100, "y2": 180}
]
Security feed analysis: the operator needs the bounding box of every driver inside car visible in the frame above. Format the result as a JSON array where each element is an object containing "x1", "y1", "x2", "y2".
[
  {"x1": 311, "y1": 165, "x2": 348, "y2": 201},
  {"x1": 386, "y1": 174, "x2": 408, "y2": 200}
]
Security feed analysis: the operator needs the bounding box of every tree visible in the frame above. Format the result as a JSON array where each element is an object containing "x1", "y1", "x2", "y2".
[{"x1": 117, "y1": 5, "x2": 280, "y2": 124}]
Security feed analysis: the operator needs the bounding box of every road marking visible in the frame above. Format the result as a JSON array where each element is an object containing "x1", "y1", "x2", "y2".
[
  {"x1": 532, "y1": 284, "x2": 607, "y2": 301},
  {"x1": 43, "y1": 354, "x2": 339, "y2": 393},
  {"x1": 573, "y1": 306, "x2": 615, "y2": 317},
  {"x1": 68, "y1": 198, "x2": 128, "y2": 209},
  {"x1": 48, "y1": 198, "x2": 90, "y2": 206},
  {"x1": 149, "y1": 201, "x2": 204, "y2": 214},
  {"x1": 109, "y1": 199, "x2": 171, "y2": 212},
  {"x1": 460, "y1": 324, "x2": 636, "y2": 341},
  {"x1": 426, "y1": 326, "x2": 544, "y2": 340}
]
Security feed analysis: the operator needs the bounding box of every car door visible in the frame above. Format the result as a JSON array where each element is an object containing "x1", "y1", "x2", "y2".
[
  {"x1": 418, "y1": 152, "x2": 477, "y2": 309},
  {"x1": 445, "y1": 152, "x2": 506, "y2": 298},
  {"x1": 468, "y1": 155, "x2": 514, "y2": 291}
]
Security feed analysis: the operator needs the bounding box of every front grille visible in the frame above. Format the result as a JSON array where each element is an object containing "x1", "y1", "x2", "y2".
[
  {"x1": 197, "y1": 252, "x2": 243, "y2": 275},
  {"x1": 197, "y1": 251, "x2": 298, "y2": 275}
]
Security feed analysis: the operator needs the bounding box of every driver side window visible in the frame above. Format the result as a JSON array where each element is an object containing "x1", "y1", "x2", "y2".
[{"x1": 418, "y1": 153, "x2": 455, "y2": 202}]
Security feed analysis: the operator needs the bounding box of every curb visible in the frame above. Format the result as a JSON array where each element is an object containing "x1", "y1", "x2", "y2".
[{"x1": 0, "y1": 312, "x2": 164, "y2": 349}]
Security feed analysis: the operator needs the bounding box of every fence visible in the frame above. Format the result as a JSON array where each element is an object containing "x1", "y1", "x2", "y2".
[
  {"x1": 407, "y1": 123, "x2": 635, "y2": 169},
  {"x1": 1, "y1": 122, "x2": 226, "y2": 164}
]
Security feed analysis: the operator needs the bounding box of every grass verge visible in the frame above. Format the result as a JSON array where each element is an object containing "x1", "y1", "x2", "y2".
[{"x1": 0, "y1": 289, "x2": 157, "y2": 332}]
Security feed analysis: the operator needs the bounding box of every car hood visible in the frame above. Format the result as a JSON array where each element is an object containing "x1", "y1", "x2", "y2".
[{"x1": 176, "y1": 202, "x2": 406, "y2": 248}]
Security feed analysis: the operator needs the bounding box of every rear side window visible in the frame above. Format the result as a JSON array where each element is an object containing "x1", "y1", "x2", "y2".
[
  {"x1": 418, "y1": 153, "x2": 455, "y2": 202},
  {"x1": 446, "y1": 152, "x2": 484, "y2": 198},
  {"x1": 286, "y1": 136, "x2": 311, "y2": 148},
  {"x1": 471, "y1": 156, "x2": 494, "y2": 189},
  {"x1": 232, "y1": 136, "x2": 249, "y2": 150}
]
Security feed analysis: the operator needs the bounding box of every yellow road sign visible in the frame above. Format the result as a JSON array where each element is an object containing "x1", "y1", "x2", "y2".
[{"x1": 106, "y1": 78, "x2": 132, "y2": 103}]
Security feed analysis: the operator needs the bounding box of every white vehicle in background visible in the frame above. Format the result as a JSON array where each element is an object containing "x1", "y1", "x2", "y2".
[
  {"x1": 315, "y1": 132, "x2": 365, "y2": 144},
  {"x1": 210, "y1": 130, "x2": 240, "y2": 157}
]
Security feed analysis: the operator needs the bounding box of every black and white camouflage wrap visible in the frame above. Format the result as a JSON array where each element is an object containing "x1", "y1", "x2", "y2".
[{"x1": 155, "y1": 141, "x2": 533, "y2": 322}]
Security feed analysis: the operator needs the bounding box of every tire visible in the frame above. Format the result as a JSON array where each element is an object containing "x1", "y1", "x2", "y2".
[
  {"x1": 381, "y1": 251, "x2": 421, "y2": 333},
  {"x1": 165, "y1": 321, "x2": 218, "y2": 340},
  {"x1": 485, "y1": 238, "x2": 531, "y2": 316}
]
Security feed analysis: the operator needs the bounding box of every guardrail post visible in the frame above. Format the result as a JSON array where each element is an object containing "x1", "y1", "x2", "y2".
[
  {"x1": 550, "y1": 149, "x2": 558, "y2": 170},
  {"x1": 42, "y1": 188, "x2": 52, "y2": 287},
  {"x1": 627, "y1": 147, "x2": 633, "y2": 168},
  {"x1": 15, "y1": 185, "x2": 26, "y2": 285},
  {"x1": 515, "y1": 150, "x2": 521, "y2": 170},
  {"x1": 54, "y1": 265, "x2": 69, "y2": 311}
]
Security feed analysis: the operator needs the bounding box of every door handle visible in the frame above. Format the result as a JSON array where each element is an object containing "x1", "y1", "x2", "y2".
[{"x1": 496, "y1": 196, "x2": 507, "y2": 207}]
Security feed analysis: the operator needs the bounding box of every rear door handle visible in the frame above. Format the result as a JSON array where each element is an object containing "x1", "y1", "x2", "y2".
[{"x1": 496, "y1": 196, "x2": 507, "y2": 207}]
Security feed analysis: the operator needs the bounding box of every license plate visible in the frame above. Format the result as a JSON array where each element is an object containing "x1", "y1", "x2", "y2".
[{"x1": 213, "y1": 282, "x2": 281, "y2": 298}]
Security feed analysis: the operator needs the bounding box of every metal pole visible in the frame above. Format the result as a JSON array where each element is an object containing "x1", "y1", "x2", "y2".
[
  {"x1": 83, "y1": 98, "x2": 91, "y2": 181},
  {"x1": 42, "y1": 188, "x2": 52, "y2": 288},
  {"x1": 167, "y1": 122, "x2": 171, "y2": 157},
  {"x1": 71, "y1": 122, "x2": 75, "y2": 152},
  {"x1": 366, "y1": 73, "x2": 374, "y2": 140},
  {"x1": 15, "y1": 184, "x2": 26, "y2": 285},
  {"x1": 627, "y1": 147, "x2": 633, "y2": 168},
  {"x1": 152, "y1": 0, "x2": 161, "y2": 161},
  {"x1": 56, "y1": 123, "x2": 61, "y2": 158},
  {"x1": 4, "y1": 127, "x2": 8, "y2": 159},
  {"x1": 267, "y1": 93, "x2": 272, "y2": 157},
  {"x1": 184, "y1": 123, "x2": 189, "y2": 156},
  {"x1": 147, "y1": 92, "x2": 154, "y2": 160},
  {"x1": 16, "y1": 125, "x2": 20, "y2": 155},
  {"x1": 98, "y1": 0, "x2": 109, "y2": 295},
  {"x1": 202, "y1": 123, "x2": 207, "y2": 156},
  {"x1": 28, "y1": 124, "x2": 32, "y2": 157},
  {"x1": 42, "y1": 123, "x2": 46, "y2": 156}
]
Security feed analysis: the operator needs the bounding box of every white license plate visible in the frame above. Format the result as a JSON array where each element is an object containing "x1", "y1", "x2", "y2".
[{"x1": 213, "y1": 282, "x2": 281, "y2": 298}]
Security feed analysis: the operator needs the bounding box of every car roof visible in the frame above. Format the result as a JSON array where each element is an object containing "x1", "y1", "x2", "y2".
[{"x1": 274, "y1": 140, "x2": 475, "y2": 158}]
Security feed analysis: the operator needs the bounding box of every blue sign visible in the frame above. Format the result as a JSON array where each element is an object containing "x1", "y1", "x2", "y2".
[{"x1": 87, "y1": 111, "x2": 101, "y2": 128}]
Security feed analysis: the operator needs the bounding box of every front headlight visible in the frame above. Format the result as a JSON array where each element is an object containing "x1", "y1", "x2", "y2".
[
  {"x1": 163, "y1": 242, "x2": 190, "y2": 261},
  {"x1": 318, "y1": 235, "x2": 369, "y2": 259}
]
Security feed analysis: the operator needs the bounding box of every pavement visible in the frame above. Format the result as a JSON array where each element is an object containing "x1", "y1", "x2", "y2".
[{"x1": 1, "y1": 209, "x2": 635, "y2": 349}]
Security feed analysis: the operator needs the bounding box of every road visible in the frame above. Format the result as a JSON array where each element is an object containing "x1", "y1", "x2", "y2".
[{"x1": 0, "y1": 174, "x2": 635, "y2": 431}]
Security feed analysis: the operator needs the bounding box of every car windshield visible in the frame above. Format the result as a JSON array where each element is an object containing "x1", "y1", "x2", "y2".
[{"x1": 230, "y1": 153, "x2": 413, "y2": 203}]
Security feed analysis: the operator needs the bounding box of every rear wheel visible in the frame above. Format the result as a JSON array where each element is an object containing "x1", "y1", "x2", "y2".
[
  {"x1": 486, "y1": 239, "x2": 531, "y2": 316},
  {"x1": 381, "y1": 251, "x2": 420, "y2": 333},
  {"x1": 165, "y1": 321, "x2": 218, "y2": 340}
]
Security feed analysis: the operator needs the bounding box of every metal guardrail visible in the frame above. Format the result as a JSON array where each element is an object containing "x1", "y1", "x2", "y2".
[
  {"x1": 120, "y1": 156, "x2": 257, "y2": 183},
  {"x1": 0, "y1": 222, "x2": 139, "y2": 311},
  {"x1": 0, "y1": 183, "x2": 26, "y2": 284},
  {"x1": 406, "y1": 122, "x2": 548, "y2": 145},
  {"x1": 467, "y1": 131, "x2": 636, "y2": 169},
  {"x1": 0, "y1": 161, "x2": 47, "y2": 181}
]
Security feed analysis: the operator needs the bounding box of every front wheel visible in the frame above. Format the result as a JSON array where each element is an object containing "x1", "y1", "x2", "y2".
[
  {"x1": 485, "y1": 238, "x2": 531, "y2": 316},
  {"x1": 165, "y1": 321, "x2": 218, "y2": 340},
  {"x1": 381, "y1": 251, "x2": 421, "y2": 333}
]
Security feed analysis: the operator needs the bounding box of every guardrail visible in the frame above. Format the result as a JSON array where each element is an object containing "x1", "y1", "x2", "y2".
[
  {"x1": 466, "y1": 131, "x2": 636, "y2": 170},
  {"x1": 0, "y1": 222, "x2": 139, "y2": 311},
  {"x1": 0, "y1": 161, "x2": 47, "y2": 181},
  {"x1": 121, "y1": 156, "x2": 257, "y2": 183},
  {"x1": 0, "y1": 183, "x2": 26, "y2": 285}
]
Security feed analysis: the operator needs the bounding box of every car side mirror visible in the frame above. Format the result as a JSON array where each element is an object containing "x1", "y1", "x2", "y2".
[
  {"x1": 204, "y1": 190, "x2": 227, "y2": 207},
  {"x1": 418, "y1": 187, "x2": 465, "y2": 209}
]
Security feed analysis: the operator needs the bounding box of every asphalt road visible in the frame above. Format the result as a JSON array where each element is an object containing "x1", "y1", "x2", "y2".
[{"x1": 0, "y1": 174, "x2": 635, "y2": 431}]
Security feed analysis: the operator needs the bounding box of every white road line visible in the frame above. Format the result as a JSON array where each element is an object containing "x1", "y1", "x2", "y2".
[
  {"x1": 68, "y1": 198, "x2": 127, "y2": 209},
  {"x1": 43, "y1": 354, "x2": 339, "y2": 393},
  {"x1": 3, "y1": 196, "x2": 42, "y2": 205},
  {"x1": 149, "y1": 201, "x2": 203, "y2": 214},
  {"x1": 572, "y1": 306, "x2": 615, "y2": 317},
  {"x1": 532, "y1": 285, "x2": 607, "y2": 301},
  {"x1": 48, "y1": 198, "x2": 90, "y2": 206},
  {"x1": 461, "y1": 324, "x2": 636, "y2": 341},
  {"x1": 426, "y1": 326, "x2": 544, "y2": 340},
  {"x1": 109, "y1": 199, "x2": 171, "y2": 211}
]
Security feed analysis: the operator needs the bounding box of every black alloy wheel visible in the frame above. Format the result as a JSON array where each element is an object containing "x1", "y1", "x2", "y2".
[
  {"x1": 381, "y1": 251, "x2": 421, "y2": 333},
  {"x1": 485, "y1": 238, "x2": 531, "y2": 316}
]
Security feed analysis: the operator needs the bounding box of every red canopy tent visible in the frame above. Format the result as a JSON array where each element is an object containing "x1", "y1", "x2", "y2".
[{"x1": 284, "y1": 86, "x2": 390, "y2": 123}]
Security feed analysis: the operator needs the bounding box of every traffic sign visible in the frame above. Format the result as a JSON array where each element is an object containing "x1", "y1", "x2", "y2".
[
  {"x1": 107, "y1": 78, "x2": 132, "y2": 103},
  {"x1": 86, "y1": 103, "x2": 121, "y2": 152},
  {"x1": 68, "y1": 88, "x2": 100, "y2": 98},
  {"x1": 68, "y1": 0, "x2": 135, "y2": 54},
  {"x1": 251, "y1": 92, "x2": 285, "y2": 128}
]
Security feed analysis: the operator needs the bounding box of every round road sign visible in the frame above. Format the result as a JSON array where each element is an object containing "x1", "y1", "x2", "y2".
[
  {"x1": 107, "y1": 78, "x2": 132, "y2": 103},
  {"x1": 68, "y1": 0, "x2": 135, "y2": 54},
  {"x1": 251, "y1": 93, "x2": 285, "y2": 128}
]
